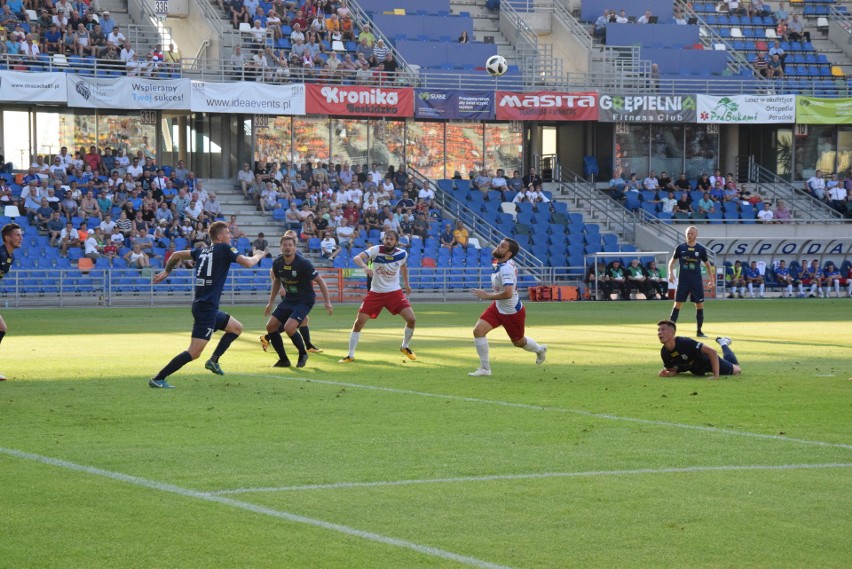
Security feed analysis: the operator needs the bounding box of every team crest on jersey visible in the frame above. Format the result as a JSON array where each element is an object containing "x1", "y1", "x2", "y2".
[
  {"x1": 384, "y1": 255, "x2": 394, "y2": 260},
  {"x1": 230, "y1": 247, "x2": 239, "y2": 254},
  {"x1": 292, "y1": 270, "x2": 297, "y2": 277}
]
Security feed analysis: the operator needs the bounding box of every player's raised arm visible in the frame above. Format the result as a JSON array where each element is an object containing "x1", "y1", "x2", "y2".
[
  {"x1": 352, "y1": 250, "x2": 371, "y2": 275},
  {"x1": 153, "y1": 250, "x2": 192, "y2": 283},
  {"x1": 237, "y1": 248, "x2": 266, "y2": 268}
]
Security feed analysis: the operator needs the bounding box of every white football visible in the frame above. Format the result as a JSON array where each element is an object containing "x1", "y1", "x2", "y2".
[{"x1": 485, "y1": 54, "x2": 508, "y2": 77}]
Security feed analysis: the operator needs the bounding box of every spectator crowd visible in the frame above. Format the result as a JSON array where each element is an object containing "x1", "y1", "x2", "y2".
[
  {"x1": 0, "y1": 1, "x2": 180, "y2": 77},
  {"x1": 225, "y1": 0, "x2": 400, "y2": 84},
  {"x1": 609, "y1": 167, "x2": 852, "y2": 221},
  {"x1": 236, "y1": 157, "x2": 469, "y2": 260},
  {"x1": 1, "y1": 144, "x2": 226, "y2": 267}
]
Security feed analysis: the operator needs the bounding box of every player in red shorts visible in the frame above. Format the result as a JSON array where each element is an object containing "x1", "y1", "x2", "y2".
[
  {"x1": 339, "y1": 230, "x2": 417, "y2": 362},
  {"x1": 468, "y1": 238, "x2": 547, "y2": 377}
]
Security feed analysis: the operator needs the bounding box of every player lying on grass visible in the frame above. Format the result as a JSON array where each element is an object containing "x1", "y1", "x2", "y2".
[{"x1": 657, "y1": 319, "x2": 742, "y2": 379}]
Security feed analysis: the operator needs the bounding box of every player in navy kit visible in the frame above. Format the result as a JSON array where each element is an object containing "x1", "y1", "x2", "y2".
[
  {"x1": 657, "y1": 320, "x2": 741, "y2": 379},
  {"x1": 263, "y1": 234, "x2": 333, "y2": 368},
  {"x1": 148, "y1": 221, "x2": 266, "y2": 388},
  {"x1": 259, "y1": 230, "x2": 323, "y2": 356},
  {"x1": 0, "y1": 223, "x2": 23, "y2": 381},
  {"x1": 667, "y1": 226, "x2": 714, "y2": 337}
]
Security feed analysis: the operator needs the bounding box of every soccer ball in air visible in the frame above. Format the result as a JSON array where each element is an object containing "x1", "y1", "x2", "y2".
[{"x1": 485, "y1": 54, "x2": 508, "y2": 77}]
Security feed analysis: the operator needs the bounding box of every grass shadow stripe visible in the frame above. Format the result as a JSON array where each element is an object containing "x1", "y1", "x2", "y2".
[
  {"x1": 245, "y1": 374, "x2": 852, "y2": 453},
  {"x1": 0, "y1": 447, "x2": 516, "y2": 569},
  {"x1": 208, "y1": 463, "x2": 852, "y2": 495}
]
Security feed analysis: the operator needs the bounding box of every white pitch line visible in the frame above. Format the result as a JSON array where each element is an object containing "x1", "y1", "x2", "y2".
[
  {"x1": 209, "y1": 463, "x2": 852, "y2": 496},
  {"x1": 245, "y1": 374, "x2": 852, "y2": 452},
  {"x1": 0, "y1": 447, "x2": 515, "y2": 569}
]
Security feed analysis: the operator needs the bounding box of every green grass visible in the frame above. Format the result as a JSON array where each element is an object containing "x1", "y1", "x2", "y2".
[{"x1": 1, "y1": 300, "x2": 851, "y2": 568}]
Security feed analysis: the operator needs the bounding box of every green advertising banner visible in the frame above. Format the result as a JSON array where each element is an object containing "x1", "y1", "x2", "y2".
[{"x1": 796, "y1": 96, "x2": 852, "y2": 124}]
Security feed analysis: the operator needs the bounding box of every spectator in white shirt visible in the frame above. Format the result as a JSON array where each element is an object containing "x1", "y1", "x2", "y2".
[
  {"x1": 806, "y1": 170, "x2": 826, "y2": 200},
  {"x1": 643, "y1": 171, "x2": 659, "y2": 191},
  {"x1": 369, "y1": 164, "x2": 383, "y2": 186},
  {"x1": 107, "y1": 26, "x2": 126, "y2": 48},
  {"x1": 756, "y1": 202, "x2": 774, "y2": 223},
  {"x1": 126, "y1": 157, "x2": 144, "y2": 179},
  {"x1": 418, "y1": 183, "x2": 436, "y2": 202}
]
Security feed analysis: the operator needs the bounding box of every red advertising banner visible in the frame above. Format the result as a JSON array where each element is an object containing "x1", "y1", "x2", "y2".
[
  {"x1": 495, "y1": 91, "x2": 599, "y2": 121},
  {"x1": 306, "y1": 84, "x2": 414, "y2": 117}
]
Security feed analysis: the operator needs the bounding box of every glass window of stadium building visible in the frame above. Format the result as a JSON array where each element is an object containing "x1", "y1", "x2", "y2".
[
  {"x1": 1, "y1": 109, "x2": 523, "y2": 179},
  {"x1": 3, "y1": 107, "x2": 852, "y2": 182}
]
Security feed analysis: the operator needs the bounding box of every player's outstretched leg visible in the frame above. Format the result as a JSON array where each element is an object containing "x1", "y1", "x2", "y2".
[
  {"x1": 268, "y1": 332, "x2": 291, "y2": 367},
  {"x1": 300, "y1": 325, "x2": 322, "y2": 353},
  {"x1": 339, "y1": 331, "x2": 359, "y2": 363},
  {"x1": 0, "y1": 327, "x2": 6, "y2": 381},
  {"x1": 469, "y1": 337, "x2": 492, "y2": 376},
  {"x1": 715, "y1": 336, "x2": 739, "y2": 365},
  {"x1": 149, "y1": 351, "x2": 192, "y2": 388},
  {"x1": 205, "y1": 315, "x2": 242, "y2": 375},
  {"x1": 206, "y1": 332, "x2": 238, "y2": 375},
  {"x1": 288, "y1": 330, "x2": 308, "y2": 368},
  {"x1": 520, "y1": 337, "x2": 547, "y2": 364},
  {"x1": 399, "y1": 309, "x2": 417, "y2": 361}
]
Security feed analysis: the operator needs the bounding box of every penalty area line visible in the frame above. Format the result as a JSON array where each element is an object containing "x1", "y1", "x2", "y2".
[
  {"x1": 240, "y1": 374, "x2": 852, "y2": 453},
  {"x1": 208, "y1": 462, "x2": 852, "y2": 495},
  {"x1": 0, "y1": 447, "x2": 515, "y2": 569}
]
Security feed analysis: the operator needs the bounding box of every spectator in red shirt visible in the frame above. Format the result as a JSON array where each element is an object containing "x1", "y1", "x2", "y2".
[{"x1": 84, "y1": 145, "x2": 103, "y2": 176}]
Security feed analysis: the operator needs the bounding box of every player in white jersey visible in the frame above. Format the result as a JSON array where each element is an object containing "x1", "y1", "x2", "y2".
[
  {"x1": 339, "y1": 230, "x2": 417, "y2": 362},
  {"x1": 468, "y1": 238, "x2": 547, "y2": 377}
]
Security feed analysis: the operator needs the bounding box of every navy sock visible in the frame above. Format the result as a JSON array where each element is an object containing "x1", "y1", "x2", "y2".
[
  {"x1": 299, "y1": 325, "x2": 314, "y2": 348},
  {"x1": 721, "y1": 345, "x2": 739, "y2": 365},
  {"x1": 670, "y1": 308, "x2": 680, "y2": 322},
  {"x1": 269, "y1": 332, "x2": 288, "y2": 361},
  {"x1": 210, "y1": 332, "x2": 239, "y2": 362},
  {"x1": 696, "y1": 309, "x2": 704, "y2": 333},
  {"x1": 290, "y1": 330, "x2": 307, "y2": 356},
  {"x1": 155, "y1": 351, "x2": 193, "y2": 380}
]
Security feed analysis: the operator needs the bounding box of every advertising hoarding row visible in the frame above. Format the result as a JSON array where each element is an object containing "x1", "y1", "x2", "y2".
[{"x1": 0, "y1": 72, "x2": 847, "y2": 124}]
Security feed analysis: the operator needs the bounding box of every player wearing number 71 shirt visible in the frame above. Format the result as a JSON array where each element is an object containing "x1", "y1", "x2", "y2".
[{"x1": 148, "y1": 220, "x2": 266, "y2": 388}]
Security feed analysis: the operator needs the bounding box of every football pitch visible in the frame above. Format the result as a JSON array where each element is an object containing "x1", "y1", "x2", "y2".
[{"x1": 1, "y1": 300, "x2": 850, "y2": 568}]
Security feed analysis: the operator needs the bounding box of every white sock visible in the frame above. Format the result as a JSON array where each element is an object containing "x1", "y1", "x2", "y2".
[
  {"x1": 798, "y1": 284, "x2": 804, "y2": 294},
  {"x1": 833, "y1": 281, "x2": 840, "y2": 295},
  {"x1": 786, "y1": 284, "x2": 793, "y2": 295},
  {"x1": 522, "y1": 337, "x2": 541, "y2": 353},
  {"x1": 741, "y1": 287, "x2": 747, "y2": 296},
  {"x1": 474, "y1": 337, "x2": 490, "y2": 370},
  {"x1": 402, "y1": 325, "x2": 414, "y2": 348},
  {"x1": 759, "y1": 284, "x2": 765, "y2": 295},
  {"x1": 810, "y1": 284, "x2": 817, "y2": 295},
  {"x1": 348, "y1": 331, "x2": 360, "y2": 358},
  {"x1": 748, "y1": 283, "x2": 754, "y2": 295}
]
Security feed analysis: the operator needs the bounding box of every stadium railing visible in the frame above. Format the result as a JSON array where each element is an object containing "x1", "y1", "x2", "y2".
[
  {"x1": 0, "y1": 266, "x2": 567, "y2": 309},
  {"x1": 407, "y1": 168, "x2": 552, "y2": 274},
  {"x1": 3, "y1": 53, "x2": 850, "y2": 96},
  {"x1": 744, "y1": 158, "x2": 846, "y2": 223}
]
